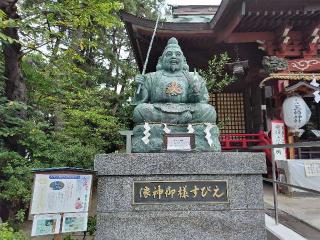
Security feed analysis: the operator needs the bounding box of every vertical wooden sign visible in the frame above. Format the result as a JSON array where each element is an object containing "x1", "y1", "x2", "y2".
[{"x1": 271, "y1": 120, "x2": 287, "y2": 160}]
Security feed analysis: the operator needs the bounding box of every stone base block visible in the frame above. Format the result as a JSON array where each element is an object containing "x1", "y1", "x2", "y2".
[
  {"x1": 95, "y1": 152, "x2": 267, "y2": 240},
  {"x1": 132, "y1": 123, "x2": 220, "y2": 152},
  {"x1": 95, "y1": 210, "x2": 266, "y2": 240}
]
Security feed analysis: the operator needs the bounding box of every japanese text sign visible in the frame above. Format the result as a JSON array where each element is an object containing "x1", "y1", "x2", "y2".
[
  {"x1": 31, "y1": 174, "x2": 92, "y2": 215},
  {"x1": 164, "y1": 133, "x2": 195, "y2": 151},
  {"x1": 133, "y1": 180, "x2": 228, "y2": 204},
  {"x1": 304, "y1": 160, "x2": 320, "y2": 177},
  {"x1": 271, "y1": 121, "x2": 287, "y2": 160}
]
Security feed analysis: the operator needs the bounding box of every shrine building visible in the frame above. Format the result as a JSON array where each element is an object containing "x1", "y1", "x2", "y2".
[{"x1": 121, "y1": 0, "x2": 320, "y2": 161}]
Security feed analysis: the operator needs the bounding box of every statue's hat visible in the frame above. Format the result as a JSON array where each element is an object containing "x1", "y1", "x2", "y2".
[
  {"x1": 164, "y1": 37, "x2": 181, "y2": 51},
  {"x1": 157, "y1": 37, "x2": 189, "y2": 71}
]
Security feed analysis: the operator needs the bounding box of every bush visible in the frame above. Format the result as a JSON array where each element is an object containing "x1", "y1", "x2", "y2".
[
  {"x1": 63, "y1": 235, "x2": 76, "y2": 240},
  {"x1": 0, "y1": 223, "x2": 28, "y2": 240},
  {"x1": 87, "y1": 215, "x2": 96, "y2": 235}
]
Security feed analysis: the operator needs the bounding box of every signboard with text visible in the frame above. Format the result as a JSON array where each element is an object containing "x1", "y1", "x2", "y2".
[
  {"x1": 163, "y1": 133, "x2": 195, "y2": 151},
  {"x1": 31, "y1": 214, "x2": 61, "y2": 236},
  {"x1": 31, "y1": 174, "x2": 92, "y2": 214},
  {"x1": 30, "y1": 170, "x2": 93, "y2": 237},
  {"x1": 62, "y1": 212, "x2": 88, "y2": 233},
  {"x1": 133, "y1": 180, "x2": 228, "y2": 204},
  {"x1": 304, "y1": 160, "x2": 320, "y2": 177},
  {"x1": 271, "y1": 120, "x2": 287, "y2": 160}
]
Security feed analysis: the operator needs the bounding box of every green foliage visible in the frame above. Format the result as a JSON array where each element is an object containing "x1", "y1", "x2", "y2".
[
  {"x1": 0, "y1": 10, "x2": 19, "y2": 44},
  {"x1": 87, "y1": 215, "x2": 96, "y2": 235},
  {"x1": 0, "y1": 151, "x2": 32, "y2": 203},
  {"x1": 15, "y1": 210, "x2": 25, "y2": 224},
  {"x1": 0, "y1": 223, "x2": 28, "y2": 240},
  {"x1": 200, "y1": 53, "x2": 235, "y2": 93},
  {"x1": 63, "y1": 236, "x2": 76, "y2": 240},
  {"x1": 0, "y1": 0, "x2": 160, "y2": 225}
]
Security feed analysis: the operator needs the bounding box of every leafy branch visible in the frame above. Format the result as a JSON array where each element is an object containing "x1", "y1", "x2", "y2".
[{"x1": 200, "y1": 53, "x2": 235, "y2": 93}]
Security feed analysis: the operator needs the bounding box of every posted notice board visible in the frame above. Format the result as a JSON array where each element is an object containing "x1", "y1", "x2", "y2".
[
  {"x1": 31, "y1": 214, "x2": 61, "y2": 236},
  {"x1": 271, "y1": 120, "x2": 287, "y2": 160},
  {"x1": 30, "y1": 174, "x2": 92, "y2": 215}
]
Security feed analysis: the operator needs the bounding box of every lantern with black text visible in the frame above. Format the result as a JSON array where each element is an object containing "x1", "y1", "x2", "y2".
[{"x1": 282, "y1": 96, "x2": 311, "y2": 131}]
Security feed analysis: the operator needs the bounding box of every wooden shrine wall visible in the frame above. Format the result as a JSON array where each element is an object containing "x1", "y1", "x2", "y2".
[{"x1": 209, "y1": 93, "x2": 246, "y2": 134}]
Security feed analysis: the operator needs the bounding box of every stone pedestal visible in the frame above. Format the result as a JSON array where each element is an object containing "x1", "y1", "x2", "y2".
[{"x1": 94, "y1": 152, "x2": 267, "y2": 240}]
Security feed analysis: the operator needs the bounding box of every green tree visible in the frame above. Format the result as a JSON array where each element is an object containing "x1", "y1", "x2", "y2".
[
  {"x1": 200, "y1": 53, "x2": 235, "y2": 93},
  {"x1": 0, "y1": 0, "x2": 161, "y2": 224}
]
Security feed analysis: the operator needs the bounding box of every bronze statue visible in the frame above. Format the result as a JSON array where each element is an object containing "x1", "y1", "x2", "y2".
[
  {"x1": 132, "y1": 37, "x2": 216, "y2": 124},
  {"x1": 131, "y1": 37, "x2": 220, "y2": 152}
]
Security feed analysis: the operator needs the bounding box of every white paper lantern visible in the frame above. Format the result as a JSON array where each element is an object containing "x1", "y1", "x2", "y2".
[{"x1": 282, "y1": 96, "x2": 311, "y2": 130}]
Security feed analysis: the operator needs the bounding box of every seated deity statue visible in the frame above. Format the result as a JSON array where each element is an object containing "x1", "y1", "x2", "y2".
[
  {"x1": 131, "y1": 37, "x2": 220, "y2": 152},
  {"x1": 132, "y1": 37, "x2": 216, "y2": 125}
]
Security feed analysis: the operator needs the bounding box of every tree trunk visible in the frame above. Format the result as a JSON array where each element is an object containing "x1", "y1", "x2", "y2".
[
  {"x1": 0, "y1": 0, "x2": 26, "y2": 103},
  {"x1": 0, "y1": 0, "x2": 26, "y2": 154}
]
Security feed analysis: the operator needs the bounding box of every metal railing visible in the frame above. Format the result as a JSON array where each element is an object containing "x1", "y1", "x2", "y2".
[{"x1": 249, "y1": 141, "x2": 320, "y2": 225}]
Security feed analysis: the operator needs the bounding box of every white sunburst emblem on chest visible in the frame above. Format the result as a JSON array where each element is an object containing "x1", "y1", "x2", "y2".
[{"x1": 165, "y1": 80, "x2": 183, "y2": 96}]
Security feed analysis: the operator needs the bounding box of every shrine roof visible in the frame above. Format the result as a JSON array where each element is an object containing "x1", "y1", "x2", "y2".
[
  {"x1": 259, "y1": 73, "x2": 320, "y2": 88},
  {"x1": 120, "y1": 11, "x2": 212, "y2": 31},
  {"x1": 166, "y1": 15, "x2": 214, "y2": 23},
  {"x1": 235, "y1": 0, "x2": 320, "y2": 32},
  {"x1": 167, "y1": 5, "x2": 218, "y2": 23},
  {"x1": 32, "y1": 167, "x2": 96, "y2": 174},
  {"x1": 121, "y1": 0, "x2": 320, "y2": 72},
  {"x1": 284, "y1": 81, "x2": 319, "y2": 96},
  {"x1": 171, "y1": 5, "x2": 219, "y2": 16},
  {"x1": 120, "y1": 11, "x2": 215, "y2": 72}
]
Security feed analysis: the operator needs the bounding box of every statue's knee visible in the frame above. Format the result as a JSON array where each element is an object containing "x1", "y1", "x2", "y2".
[
  {"x1": 208, "y1": 106, "x2": 217, "y2": 122},
  {"x1": 201, "y1": 104, "x2": 217, "y2": 122},
  {"x1": 133, "y1": 104, "x2": 156, "y2": 123},
  {"x1": 133, "y1": 104, "x2": 146, "y2": 123}
]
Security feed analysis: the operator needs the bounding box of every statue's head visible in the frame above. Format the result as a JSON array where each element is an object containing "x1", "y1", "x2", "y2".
[{"x1": 156, "y1": 37, "x2": 189, "y2": 72}]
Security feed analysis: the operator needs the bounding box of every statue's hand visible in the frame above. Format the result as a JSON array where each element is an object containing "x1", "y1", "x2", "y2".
[
  {"x1": 193, "y1": 82, "x2": 200, "y2": 94},
  {"x1": 189, "y1": 78, "x2": 200, "y2": 95},
  {"x1": 189, "y1": 71, "x2": 201, "y2": 95},
  {"x1": 135, "y1": 74, "x2": 145, "y2": 86}
]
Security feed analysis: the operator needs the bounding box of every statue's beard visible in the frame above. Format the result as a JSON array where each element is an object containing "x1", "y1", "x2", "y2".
[
  {"x1": 168, "y1": 64, "x2": 181, "y2": 72},
  {"x1": 170, "y1": 64, "x2": 178, "y2": 72}
]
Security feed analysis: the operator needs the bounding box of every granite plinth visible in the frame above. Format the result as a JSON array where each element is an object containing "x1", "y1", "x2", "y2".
[
  {"x1": 96, "y1": 211, "x2": 265, "y2": 240},
  {"x1": 94, "y1": 152, "x2": 267, "y2": 240},
  {"x1": 94, "y1": 152, "x2": 266, "y2": 176}
]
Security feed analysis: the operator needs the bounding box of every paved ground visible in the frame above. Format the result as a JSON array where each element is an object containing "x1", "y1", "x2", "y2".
[
  {"x1": 264, "y1": 183, "x2": 320, "y2": 240},
  {"x1": 267, "y1": 231, "x2": 279, "y2": 240}
]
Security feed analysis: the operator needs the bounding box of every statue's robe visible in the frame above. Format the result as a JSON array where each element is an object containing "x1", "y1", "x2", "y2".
[{"x1": 132, "y1": 70, "x2": 216, "y2": 124}]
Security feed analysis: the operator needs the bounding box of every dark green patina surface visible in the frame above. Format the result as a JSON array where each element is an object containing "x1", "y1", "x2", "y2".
[{"x1": 132, "y1": 37, "x2": 220, "y2": 152}]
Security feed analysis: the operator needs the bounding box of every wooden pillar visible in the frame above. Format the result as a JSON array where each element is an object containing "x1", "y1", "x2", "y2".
[
  {"x1": 53, "y1": 213, "x2": 63, "y2": 240},
  {"x1": 288, "y1": 132, "x2": 295, "y2": 159}
]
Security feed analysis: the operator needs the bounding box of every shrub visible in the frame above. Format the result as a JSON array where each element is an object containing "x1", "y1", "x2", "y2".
[{"x1": 0, "y1": 223, "x2": 28, "y2": 240}]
